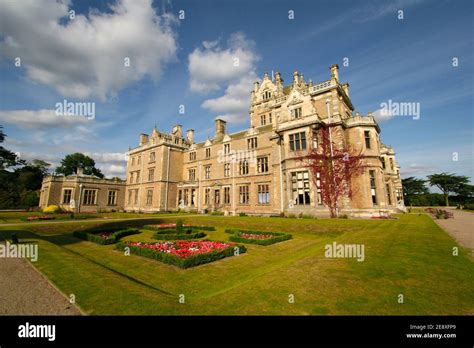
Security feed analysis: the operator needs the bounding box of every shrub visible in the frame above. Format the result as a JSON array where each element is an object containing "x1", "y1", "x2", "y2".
[
  {"x1": 74, "y1": 228, "x2": 139, "y2": 245},
  {"x1": 116, "y1": 241, "x2": 247, "y2": 269},
  {"x1": 338, "y1": 214, "x2": 349, "y2": 219},
  {"x1": 225, "y1": 228, "x2": 292, "y2": 246},
  {"x1": 153, "y1": 228, "x2": 207, "y2": 240},
  {"x1": 144, "y1": 224, "x2": 215, "y2": 240},
  {"x1": 463, "y1": 203, "x2": 474, "y2": 210},
  {"x1": 210, "y1": 211, "x2": 225, "y2": 216},
  {"x1": 144, "y1": 224, "x2": 215, "y2": 231},
  {"x1": 239, "y1": 212, "x2": 247, "y2": 217},
  {"x1": 43, "y1": 205, "x2": 61, "y2": 214}
]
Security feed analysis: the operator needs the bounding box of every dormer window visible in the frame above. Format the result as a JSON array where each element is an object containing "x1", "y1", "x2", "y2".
[
  {"x1": 292, "y1": 107, "x2": 302, "y2": 119},
  {"x1": 224, "y1": 143, "x2": 230, "y2": 154},
  {"x1": 263, "y1": 90, "x2": 271, "y2": 100}
]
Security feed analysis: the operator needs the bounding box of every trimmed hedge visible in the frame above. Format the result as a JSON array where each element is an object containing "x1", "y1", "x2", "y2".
[
  {"x1": 73, "y1": 228, "x2": 139, "y2": 245},
  {"x1": 225, "y1": 228, "x2": 292, "y2": 246},
  {"x1": 143, "y1": 225, "x2": 215, "y2": 231},
  {"x1": 153, "y1": 229, "x2": 207, "y2": 240},
  {"x1": 144, "y1": 225, "x2": 214, "y2": 240},
  {"x1": 116, "y1": 241, "x2": 247, "y2": 269}
]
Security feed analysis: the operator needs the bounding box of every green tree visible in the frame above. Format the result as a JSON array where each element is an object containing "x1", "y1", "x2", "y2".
[
  {"x1": 0, "y1": 125, "x2": 25, "y2": 169},
  {"x1": 56, "y1": 153, "x2": 104, "y2": 178},
  {"x1": 401, "y1": 177, "x2": 428, "y2": 206},
  {"x1": 427, "y1": 173, "x2": 469, "y2": 207},
  {"x1": 453, "y1": 183, "x2": 474, "y2": 207},
  {"x1": 20, "y1": 190, "x2": 39, "y2": 211},
  {"x1": 16, "y1": 161, "x2": 50, "y2": 191}
]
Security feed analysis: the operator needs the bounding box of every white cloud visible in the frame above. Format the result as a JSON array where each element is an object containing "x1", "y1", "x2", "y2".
[
  {"x1": 84, "y1": 152, "x2": 127, "y2": 177},
  {"x1": 188, "y1": 32, "x2": 259, "y2": 93},
  {"x1": 189, "y1": 32, "x2": 260, "y2": 123},
  {"x1": 0, "y1": 109, "x2": 89, "y2": 129},
  {"x1": 373, "y1": 107, "x2": 395, "y2": 123},
  {"x1": 201, "y1": 73, "x2": 257, "y2": 123},
  {"x1": 0, "y1": 0, "x2": 178, "y2": 101},
  {"x1": 100, "y1": 164, "x2": 127, "y2": 177},
  {"x1": 84, "y1": 152, "x2": 127, "y2": 163},
  {"x1": 400, "y1": 163, "x2": 439, "y2": 177}
]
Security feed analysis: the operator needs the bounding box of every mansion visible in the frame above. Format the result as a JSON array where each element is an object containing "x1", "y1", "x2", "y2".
[{"x1": 39, "y1": 64, "x2": 404, "y2": 217}]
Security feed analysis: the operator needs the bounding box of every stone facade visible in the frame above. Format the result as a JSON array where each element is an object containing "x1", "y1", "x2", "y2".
[
  {"x1": 39, "y1": 169, "x2": 125, "y2": 213},
  {"x1": 39, "y1": 65, "x2": 404, "y2": 217},
  {"x1": 124, "y1": 65, "x2": 404, "y2": 217}
]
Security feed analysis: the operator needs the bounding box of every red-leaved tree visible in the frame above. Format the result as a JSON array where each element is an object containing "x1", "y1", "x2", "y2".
[{"x1": 297, "y1": 124, "x2": 366, "y2": 218}]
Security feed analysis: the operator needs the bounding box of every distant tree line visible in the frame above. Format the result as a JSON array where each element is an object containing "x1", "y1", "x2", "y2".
[
  {"x1": 0, "y1": 125, "x2": 104, "y2": 210},
  {"x1": 402, "y1": 174, "x2": 473, "y2": 208}
]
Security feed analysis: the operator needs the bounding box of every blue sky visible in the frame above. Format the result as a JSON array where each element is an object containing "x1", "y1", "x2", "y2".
[{"x1": 0, "y1": 0, "x2": 472, "y2": 184}]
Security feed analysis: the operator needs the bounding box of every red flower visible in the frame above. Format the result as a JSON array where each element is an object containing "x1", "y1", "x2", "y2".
[{"x1": 126, "y1": 240, "x2": 231, "y2": 258}]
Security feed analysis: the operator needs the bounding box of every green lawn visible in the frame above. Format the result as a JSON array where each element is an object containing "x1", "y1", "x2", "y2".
[{"x1": 0, "y1": 214, "x2": 473, "y2": 315}]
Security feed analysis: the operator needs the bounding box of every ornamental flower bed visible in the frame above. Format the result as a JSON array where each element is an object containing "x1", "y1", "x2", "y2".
[
  {"x1": 240, "y1": 233, "x2": 274, "y2": 240},
  {"x1": 26, "y1": 215, "x2": 56, "y2": 221},
  {"x1": 116, "y1": 240, "x2": 246, "y2": 268},
  {"x1": 225, "y1": 228, "x2": 292, "y2": 246},
  {"x1": 74, "y1": 227, "x2": 139, "y2": 245}
]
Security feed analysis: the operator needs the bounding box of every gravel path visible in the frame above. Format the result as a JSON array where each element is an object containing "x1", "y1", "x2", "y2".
[
  {"x1": 0, "y1": 256, "x2": 82, "y2": 315},
  {"x1": 432, "y1": 208, "x2": 474, "y2": 257},
  {"x1": 0, "y1": 215, "x2": 199, "y2": 315}
]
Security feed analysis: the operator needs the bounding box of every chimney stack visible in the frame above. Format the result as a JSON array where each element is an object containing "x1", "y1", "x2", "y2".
[
  {"x1": 215, "y1": 118, "x2": 226, "y2": 140},
  {"x1": 186, "y1": 129, "x2": 195, "y2": 144},
  {"x1": 330, "y1": 64, "x2": 339, "y2": 81},
  {"x1": 76, "y1": 167, "x2": 84, "y2": 176},
  {"x1": 139, "y1": 133, "x2": 149, "y2": 146}
]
